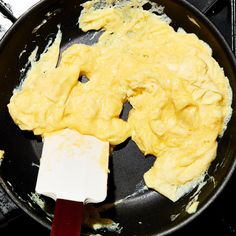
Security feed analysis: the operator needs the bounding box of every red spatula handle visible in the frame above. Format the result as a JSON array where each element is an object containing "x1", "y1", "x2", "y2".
[{"x1": 51, "y1": 199, "x2": 84, "y2": 236}]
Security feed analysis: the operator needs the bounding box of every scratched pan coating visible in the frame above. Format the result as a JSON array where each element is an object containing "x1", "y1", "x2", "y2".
[{"x1": 0, "y1": 0, "x2": 236, "y2": 235}]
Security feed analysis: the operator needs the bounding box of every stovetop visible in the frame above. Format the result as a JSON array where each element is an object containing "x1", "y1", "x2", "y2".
[{"x1": 0, "y1": 0, "x2": 236, "y2": 235}]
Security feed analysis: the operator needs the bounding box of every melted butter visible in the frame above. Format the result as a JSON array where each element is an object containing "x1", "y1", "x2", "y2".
[{"x1": 8, "y1": 0, "x2": 232, "y2": 201}]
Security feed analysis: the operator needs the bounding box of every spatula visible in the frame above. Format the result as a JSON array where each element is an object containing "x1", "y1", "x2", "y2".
[{"x1": 35, "y1": 128, "x2": 109, "y2": 236}]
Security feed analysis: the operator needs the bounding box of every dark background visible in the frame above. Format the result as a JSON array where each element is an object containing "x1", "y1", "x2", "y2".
[{"x1": 0, "y1": 0, "x2": 236, "y2": 235}]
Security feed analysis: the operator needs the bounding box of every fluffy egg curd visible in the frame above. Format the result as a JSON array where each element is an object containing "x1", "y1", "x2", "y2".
[{"x1": 8, "y1": 0, "x2": 232, "y2": 202}]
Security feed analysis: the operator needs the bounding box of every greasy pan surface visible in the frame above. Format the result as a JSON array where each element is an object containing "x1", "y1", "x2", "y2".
[{"x1": 0, "y1": 0, "x2": 236, "y2": 235}]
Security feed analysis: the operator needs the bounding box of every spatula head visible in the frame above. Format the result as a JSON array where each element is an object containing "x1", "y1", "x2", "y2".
[{"x1": 35, "y1": 129, "x2": 109, "y2": 203}]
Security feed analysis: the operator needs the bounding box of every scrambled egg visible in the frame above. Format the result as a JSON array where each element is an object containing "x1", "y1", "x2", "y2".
[
  {"x1": 0, "y1": 150, "x2": 4, "y2": 160},
  {"x1": 8, "y1": 0, "x2": 232, "y2": 201}
]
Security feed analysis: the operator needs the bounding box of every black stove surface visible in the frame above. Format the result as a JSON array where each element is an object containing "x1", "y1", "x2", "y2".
[{"x1": 0, "y1": 0, "x2": 236, "y2": 235}]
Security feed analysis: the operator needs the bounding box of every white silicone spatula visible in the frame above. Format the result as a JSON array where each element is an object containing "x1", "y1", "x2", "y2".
[{"x1": 35, "y1": 128, "x2": 109, "y2": 236}]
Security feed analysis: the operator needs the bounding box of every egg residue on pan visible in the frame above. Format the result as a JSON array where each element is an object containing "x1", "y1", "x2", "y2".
[
  {"x1": 8, "y1": 0, "x2": 232, "y2": 202},
  {"x1": 0, "y1": 150, "x2": 4, "y2": 162}
]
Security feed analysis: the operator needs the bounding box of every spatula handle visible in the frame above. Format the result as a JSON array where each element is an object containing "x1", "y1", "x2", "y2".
[{"x1": 51, "y1": 199, "x2": 84, "y2": 236}]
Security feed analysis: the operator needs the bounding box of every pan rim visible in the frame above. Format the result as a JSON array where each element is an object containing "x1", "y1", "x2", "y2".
[{"x1": 0, "y1": 0, "x2": 54, "y2": 230}]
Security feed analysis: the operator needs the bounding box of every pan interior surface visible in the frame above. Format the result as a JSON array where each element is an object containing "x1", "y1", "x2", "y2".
[{"x1": 0, "y1": 0, "x2": 236, "y2": 235}]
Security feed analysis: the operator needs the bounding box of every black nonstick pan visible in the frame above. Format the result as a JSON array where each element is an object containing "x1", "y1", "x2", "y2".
[{"x1": 0, "y1": 0, "x2": 236, "y2": 235}]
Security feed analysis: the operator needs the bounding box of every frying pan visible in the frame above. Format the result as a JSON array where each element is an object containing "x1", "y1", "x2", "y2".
[{"x1": 0, "y1": 0, "x2": 236, "y2": 235}]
